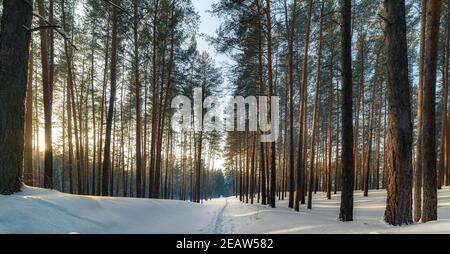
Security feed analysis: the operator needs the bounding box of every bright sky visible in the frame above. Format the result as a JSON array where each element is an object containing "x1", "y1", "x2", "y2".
[{"x1": 192, "y1": 0, "x2": 231, "y2": 68}]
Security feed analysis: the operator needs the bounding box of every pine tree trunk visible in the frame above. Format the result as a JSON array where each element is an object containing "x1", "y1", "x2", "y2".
[
  {"x1": 364, "y1": 47, "x2": 382, "y2": 197},
  {"x1": 307, "y1": 3, "x2": 324, "y2": 209},
  {"x1": 62, "y1": 81, "x2": 66, "y2": 192},
  {"x1": 264, "y1": 0, "x2": 277, "y2": 209},
  {"x1": 97, "y1": 25, "x2": 110, "y2": 196},
  {"x1": 339, "y1": 0, "x2": 355, "y2": 222},
  {"x1": 327, "y1": 34, "x2": 335, "y2": 200},
  {"x1": 438, "y1": 0, "x2": 449, "y2": 189},
  {"x1": 102, "y1": 1, "x2": 120, "y2": 196},
  {"x1": 24, "y1": 42, "x2": 34, "y2": 187},
  {"x1": 414, "y1": 0, "x2": 427, "y2": 222},
  {"x1": 0, "y1": 0, "x2": 33, "y2": 194},
  {"x1": 251, "y1": 135, "x2": 256, "y2": 204},
  {"x1": 422, "y1": 0, "x2": 442, "y2": 223},
  {"x1": 383, "y1": 0, "x2": 414, "y2": 226},
  {"x1": 295, "y1": 0, "x2": 313, "y2": 212},
  {"x1": 374, "y1": 82, "x2": 384, "y2": 190},
  {"x1": 37, "y1": 0, "x2": 54, "y2": 189},
  {"x1": 444, "y1": 0, "x2": 450, "y2": 187},
  {"x1": 335, "y1": 93, "x2": 340, "y2": 195},
  {"x1": 283, "y1": 0, "x2": 298, "y2": 209},
  {"x1": 256, "y1": 0, "x2": 267, "y2": 206},
  {"x1": 133, "y1": 0, "x2": 143, "y2": 198},
  {"x1": 149, "y1": 0, "x2": 160, "y2": 198},
  {"x1": 90, "y1": 25, "x2": 96, "y2": 195}
]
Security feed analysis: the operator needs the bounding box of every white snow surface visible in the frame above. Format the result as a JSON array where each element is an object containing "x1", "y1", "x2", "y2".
[{"x1": 1, "y1": 185, "x2": 450, "y2": 234}]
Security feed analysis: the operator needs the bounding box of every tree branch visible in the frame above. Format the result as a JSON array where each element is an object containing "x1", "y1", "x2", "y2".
[
  {"x1": 102, "y1": 0, "x2": 131, "y2": 17},
  {"x1": 32, "y1": 11, "x2": 78, "y2": 50},
  {"x1": 29, "y1": 25, "x2": 62, "y2": 32}
]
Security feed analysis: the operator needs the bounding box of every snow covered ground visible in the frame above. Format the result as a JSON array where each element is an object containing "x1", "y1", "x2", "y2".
[{"x1": 1, "y1": 185, "x2": 450, "y2": 234}]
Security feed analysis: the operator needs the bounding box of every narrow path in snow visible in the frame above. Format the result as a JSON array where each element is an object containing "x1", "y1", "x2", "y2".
[{"x1": 212, "y1": 199, "x2": 228, "y2": 234}]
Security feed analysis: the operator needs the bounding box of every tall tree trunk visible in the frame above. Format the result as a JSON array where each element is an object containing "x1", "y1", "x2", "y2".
[
  {"x1": 438, "y1": 0, "x2": 449, "y2": 189},
  {"x1": 335, "y1": 92, "x2": 340, "y2": 194},
  {"x1": 327, "y1": 32, "x2": 335, "y2": 200},
  {"x1": 374, "y1": 81, "x2": 384, "y2": 190},
  {"x1": 414, "y1": 0, "x2": 427, "y2": 222},
  {"x1": 251, "y1": 135, "x2": 256, "y2": 204},
  {"x1": 265, "y1": 0, "x2": 277, "y2": 209},
  {"x1": 444, "y1": 0, "x2": 450, "y2": 187},
  {"x1": 339, "y1": 0, "x2": 355, "y2": 222},
  {"x1": 149, "y1": 0, "x2": 160, "y2": 198},
  {"x1": 256, "y1": 0, "x2": 267, "y2": 206},
  {"x1": 283, "y1": 0, "x2": 298, "y2": 209},
  {"x1": 422, "y1": 0, "x2": 442, "y2": 223},
  {"x1": 133, "y1": 0, "x2": 143, "y2": 198},
  {"x1": 97, "y1": 23, "x2": 110, "y2": 196},
  {"x1": 102, "y1": 1, "x2": 120, "y2": 196},
  {"x1": 34, "y1": 72, "x2": 41, "y2": 187},
  {"x1": 295, "y1": 0, "x2": 313, "y2": 212},
  {"x1": 354, "y1": 34, "x2": 366, "y2": 190},
  {"x1": 24, "y1": 42, "x2": 34, "y2": 186},
  {"x1": 61, "y1": 81, "x2": 66, "y2": 192},
  {"x1": 37, "y1": 0, "x2": 54, "y2": 189},
  {"x1": 364, "y1": 47, "x2": 382, "y2": 197},
  {"x1": 307, "y1": 3, "x2": 324, "y2": 209},
  {"x1": 0, "y1": 0, "x2": 34, "y2": 194},
  {"x1": 383, "y1": 0, "x2": 414, "y2": 226},
  {"x1": 90, "y1": 24, "x2": 97, "y2": 195}
]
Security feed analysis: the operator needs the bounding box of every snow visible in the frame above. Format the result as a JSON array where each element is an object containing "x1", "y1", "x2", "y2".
[{"x1": 1, "y1": 185, "x2": 450, "y2": 234}]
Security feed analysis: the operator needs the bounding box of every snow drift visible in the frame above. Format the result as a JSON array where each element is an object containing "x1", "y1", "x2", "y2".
[{"x1": 1, "y1": 185, "x2": 450, "y2": 234}]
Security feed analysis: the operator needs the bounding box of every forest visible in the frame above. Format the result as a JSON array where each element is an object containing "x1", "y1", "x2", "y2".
[{"x1": 0, "y1": 0, "x2": 449, "y2": 234}]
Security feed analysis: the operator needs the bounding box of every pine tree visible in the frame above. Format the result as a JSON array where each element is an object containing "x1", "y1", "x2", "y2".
[
  {"x1": 0, "y1": 0, "x2": 34, "y2": 194},
  {"x1": 422, "y1": 0, "x2": 442, "y2": 223},
  {"x1": 383, "y1": 0, "x2": 414, "y2": 226},
  {"x1": 339, "y1": 0, "x2": 355, "y2": 222}
]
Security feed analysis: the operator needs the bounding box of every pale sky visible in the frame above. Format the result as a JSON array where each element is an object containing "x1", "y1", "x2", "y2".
[
  {"x1": 192, "y1": 0, "x2": 229, "y2": 63},
  {"x1": 192, "y1": 0, "x2": 232, "y2": 90}
]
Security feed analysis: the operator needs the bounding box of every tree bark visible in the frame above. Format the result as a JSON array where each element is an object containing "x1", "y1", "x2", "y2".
[
  {"x1": 307, "y1": 2, "x2": 324, "y2": 209},
  {"x1": 295, "y1": 0, "x2": 313, "y2": 212},
  {"x1": 265, "y1": 0, "x2": 277, "y2": 209},
  {"x1": 256, "y1": 0, "x2": 267, "y2": 206},
  {"x1": 444, "y1": 0, "x2": 450, "y2": 187},
  {"x1": 339, "y1": 0, "x2": 355, "y2": 222},
  {"x1": 283, "y1": 0, "x2": 298, "y2": 209},
  {"x1": 383, "y1": 0, "x2": 414, "y2": 226},
  {"x1": 364, "y1": 47, "x2": 382, "y2": 197},
  {"x1": 327, "y1": 29, "x2": 335, "y2": 200},
  {"x1": 24, "y1": 41, "x2": 34, "y2": 186},
  {"x1": 414, "y1": 0, "x2": 427, "y2": 222},
  {"x1": 0, "y1": 0, "x2": 33, "y2": 194},
  {"x1": 102, "y1": 1, "x2": 120, "y2": 196},
  {"x1": 149, "y1": 0, "x2": 160, "y2": 198},
  {"x1": 37, "y1": 0, "x2": 54, "y2": 189},
  {"x1": 422, "y1": 0, "x2": 441, "y2": 223},
  {"x1": 133, "y1": 0, "x2": 143, "y2": 198}
]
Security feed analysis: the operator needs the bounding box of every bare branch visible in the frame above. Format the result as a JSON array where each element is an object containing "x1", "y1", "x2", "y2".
[
  {"x1": 33, "y1": 11, "x2": 78, "y2": 50},
  {"x1": 29, "y1": 25, "x2": 62, "y2": 32},
  {"x1": 102, "y1": 0, "x2": 131, "y2": 17}
]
